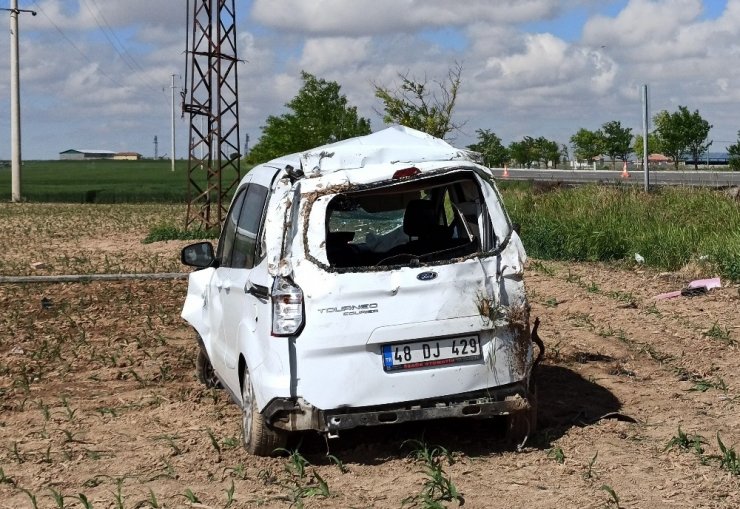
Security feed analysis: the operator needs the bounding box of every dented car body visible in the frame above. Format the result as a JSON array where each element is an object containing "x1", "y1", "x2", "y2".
[{"x1": 181, "y1": 126, "x2": 541, "y2": 455}]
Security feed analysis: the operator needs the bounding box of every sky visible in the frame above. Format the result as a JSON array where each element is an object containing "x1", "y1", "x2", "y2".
[{"x1": 0, "y1": 0, "x2": 739, "y2": 160}]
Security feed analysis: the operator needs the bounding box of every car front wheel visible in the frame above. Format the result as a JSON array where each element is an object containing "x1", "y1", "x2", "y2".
[{"x1": 241, "y1": 366, "x2": 287, "y2": 456}]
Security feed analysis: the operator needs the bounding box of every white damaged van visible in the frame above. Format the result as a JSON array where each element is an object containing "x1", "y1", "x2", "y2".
[{"x1": 181, "y1": 126, "x2": 543, "y2": 456}]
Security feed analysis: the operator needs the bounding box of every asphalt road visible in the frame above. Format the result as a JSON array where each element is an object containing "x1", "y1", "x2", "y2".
[{"x1": 493, "y1": 168, "x2": 740, "y2": 187}]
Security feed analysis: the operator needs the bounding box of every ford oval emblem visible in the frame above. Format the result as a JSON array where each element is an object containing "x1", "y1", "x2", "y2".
[{"x1": 417, "y1": 271, "x2": 438, "y2": 281}]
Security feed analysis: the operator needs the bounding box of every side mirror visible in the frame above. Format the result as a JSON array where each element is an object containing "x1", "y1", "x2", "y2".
[{"x1": 181, "y1": 242, "x2": 216, "y2": 268}]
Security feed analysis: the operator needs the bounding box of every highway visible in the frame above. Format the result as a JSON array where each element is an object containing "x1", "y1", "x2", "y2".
[{"x1": 493, "y1": 168, "x2": 740, "y2": 187}]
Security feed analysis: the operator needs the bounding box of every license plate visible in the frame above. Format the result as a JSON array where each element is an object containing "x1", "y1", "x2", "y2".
[{"x1": 382, "y1": 336, "x2": 481, "y2": 372}]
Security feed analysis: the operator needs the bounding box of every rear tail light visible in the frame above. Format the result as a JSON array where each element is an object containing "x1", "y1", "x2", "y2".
[
  {"x1": 392, "y1": 167, "x2": 421, "y2": 179},
  {"x1": 271, "y1": 276, "x2": 304, "y2": 336}
]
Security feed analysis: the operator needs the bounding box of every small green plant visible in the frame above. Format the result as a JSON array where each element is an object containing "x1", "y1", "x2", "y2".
[
  {"x1": 183, "y1": 488, "x2": 201, "y2": 504},
  {"x1": 147, "y1": 489, "x2": 161, "y2": 508},
  {"x1": 0, "y1": 467, "x2": 16, "y2": 486},
  {"x1": 206, "y1": 428, "x2": 222, "y2": 457},
  {"x1": 223, "y1": 480, "x2": 236, "y2": 508},
  {"x1": 326, "y1": 453, "x2": 349, "y2": 474},
  {"x1": 48, "y1": 488, "x2": 66, "y2": 509},
  {"x1": 402, "y1": 439, "x2": 464, "y2": 508},
  {"x1": 665, "y1": 426, "x2": 706, "y2": 455},
  {"x1": 601, "y1": 484, "x2": 620, "y2": 508},
  {"x1": 529, "y1": 260, "x2": 555, "y2": 276},
  {"x1": 547, "y1": 447, "x2": 565, "y2": 464},
  {"x1": 716, "y1": 433, "x2": 740, "y2": 475},
  {"x1": 583, "y1": 452, "x2": 598, "y2": 480},
  {"x1": 77, "y1": 493, "x2": 94, "y2": 509},
  {"x1": 704, "y1": 322, "x2": 734, "y2": 344},
  {"x1": 544, "y1": 297, "x2": 558, "y2": 308},
  {"x1": 276, "y1": 447, "x2": 310, "y2": 479},
  {"x1": 20, "y1": 488, "x2": 39, "y2": 509},
  {"x1": 586, "y1": 281, "x2": 600, "y2": 293}
]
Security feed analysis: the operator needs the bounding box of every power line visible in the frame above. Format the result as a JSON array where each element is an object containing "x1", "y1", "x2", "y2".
[{"x1": 31, "y1": 1, "x2": 128, "y2": 91}]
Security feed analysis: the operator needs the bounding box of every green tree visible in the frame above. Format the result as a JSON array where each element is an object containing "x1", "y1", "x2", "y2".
[
  {"x1": 653, "y1": 106, "x2": 712, "y2": 170},
  {"x1": 247, "y1": 72, "x2": 371, "y2": 164},
  {"x1": 533, "y1": 136, "x2": 561, "y2": 169},
  {"x1": 569, "y1": 128, "x2": 603, "y2": 166},
  {"x1": 373, "y1": 63, "x2": 462, "y2": 139},
  {"x1": 508, "y1": 137, "x2": 537, "y2": 168},
  {"x1": 633, "y1": 133, "x2": 663, "y2": 160},
  {"x1": 467, "y1": 129, "x2": 508, "y2": 167},
  {"x1": 601, "y1": 121, "x2": 632, "y2": 170},
  {"x1": 728, "y1": 131, "x2": 740, "y2": 171}
]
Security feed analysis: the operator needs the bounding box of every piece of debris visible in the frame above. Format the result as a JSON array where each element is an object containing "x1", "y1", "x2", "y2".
[
  {"x1": 30, "y1": 261, "x2": 47, "y2": 270},
  {"x1": 634, "y1": 253, "x2": 645, "y2": 264},
  {"x1": 654, "y1": 277, "x2": 722, "y2": 300},
  {"x1": 41, "y1": 297, "x2": 54, "y2": 310}
]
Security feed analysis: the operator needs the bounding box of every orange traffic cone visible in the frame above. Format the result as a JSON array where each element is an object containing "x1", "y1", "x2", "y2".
[
  {"x1": 502, "y1": 164, "x2": 510, "y2": 178},
  {"x1": 621, "y1": 161, "x2": 630, "y2": 179}
]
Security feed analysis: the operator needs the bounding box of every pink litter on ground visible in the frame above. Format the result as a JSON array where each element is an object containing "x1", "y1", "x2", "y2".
[
  {"x1": 654, "y1": 277, "x2": 721, "y2": 300},
  {"x1": 655, "y1": 290, "x2": 682, "y2": 300},
  {"x1": 687, "y1": 277, "x2": 721, "y2": 290}
]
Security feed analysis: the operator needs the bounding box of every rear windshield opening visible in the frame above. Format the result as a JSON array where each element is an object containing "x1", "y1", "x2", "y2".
[{"x1": 323, "y1": 172, "x2": 495, "y2": 268}]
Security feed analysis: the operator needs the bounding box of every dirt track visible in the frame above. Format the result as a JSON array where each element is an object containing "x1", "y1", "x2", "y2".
[{"x1": 0, "y1": 207, "x2": 738, "y2": 508}]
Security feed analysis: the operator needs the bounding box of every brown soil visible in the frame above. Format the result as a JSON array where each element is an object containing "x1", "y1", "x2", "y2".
[{"x1": 1, "y1": 205, "x2": 739, "y2": 508}]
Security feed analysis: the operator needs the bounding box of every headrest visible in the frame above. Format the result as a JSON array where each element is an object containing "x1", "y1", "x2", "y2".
[{"x1": 403, "y1": 200, "x2": 437, "y2": 237}]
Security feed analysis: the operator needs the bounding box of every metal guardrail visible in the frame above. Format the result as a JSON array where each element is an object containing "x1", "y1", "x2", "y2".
[{"x1": 493, "y1": 168, "x2": 740, "y2": 187}]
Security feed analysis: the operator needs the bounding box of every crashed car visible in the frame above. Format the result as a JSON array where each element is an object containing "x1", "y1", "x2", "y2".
[{"x1": 181, "y1": 126, "x2": 542, "y2": 456}]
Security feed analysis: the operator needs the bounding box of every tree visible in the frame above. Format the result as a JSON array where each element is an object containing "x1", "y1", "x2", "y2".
[
  {"x1": 653, "y1": 106, "x2": 712, "y2": 170},
  {"x1": 247, "y1": 72, "x2": 371, "y2": 164},
  {"x1": 633, "y1": 133, "x2": 663, "y2": 160},
  {"x1": 533, "y1": 136, "x2": 561, "y2": 169},
  {"x1": 508, "y1": 137, "x2": 536, "y2": 168},
  {"x1": 374, "y1": 63, "x2": 462, "y2": 139},
  {"x1": 601, "y1": 121, "x2": 632, "y2": 170},
  {"x1": 728, "y1": 131, "x2": 740, "y2": 171},
  {"x1": 467, "y1": 129, "x2": 508, "y2": 167},
  {"x1": 570, "y1": 128, "x2": 603, "y2": 166}
]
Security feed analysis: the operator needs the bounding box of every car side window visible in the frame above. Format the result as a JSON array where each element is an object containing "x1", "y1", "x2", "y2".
[
  {"x1": 217, "y1": 187, "x2": 247, "y2": 268},
  {"x1": 231, "y1": 184, "x2": 269, "y2": 269}
]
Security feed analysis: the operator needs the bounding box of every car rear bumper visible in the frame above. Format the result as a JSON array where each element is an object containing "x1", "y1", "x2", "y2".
[{"x1": 265, "y1": 381, "x2": 531, "y2": 433}]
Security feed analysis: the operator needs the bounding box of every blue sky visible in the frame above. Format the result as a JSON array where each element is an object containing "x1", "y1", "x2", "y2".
[{"x1": 0, "y1": 0, "x2": 738, "y2": 160}]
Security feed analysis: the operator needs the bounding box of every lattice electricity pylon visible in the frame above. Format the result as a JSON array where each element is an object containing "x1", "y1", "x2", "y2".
[{"x1": 183, "y1": 0, "x2": 241, "y2": 230}]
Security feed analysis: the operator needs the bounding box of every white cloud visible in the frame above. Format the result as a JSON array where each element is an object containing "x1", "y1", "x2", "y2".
[{"x1": 251, "y1": 0, "x2": 563, "y2": 36}]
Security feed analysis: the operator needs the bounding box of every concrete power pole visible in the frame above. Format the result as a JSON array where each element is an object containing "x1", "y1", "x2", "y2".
[
  {"x1": 4, "y1": 1, "x2": 36, "y2": 202},
  {"x1": 170, "y1": 74, "x2": 177, "y2": 172},
  {"x1": 154, "y1": 135, "x2": 158, "y2": 159},
  {"x1": 642, "y1": 84, "x2": 650, "y2": 192}
]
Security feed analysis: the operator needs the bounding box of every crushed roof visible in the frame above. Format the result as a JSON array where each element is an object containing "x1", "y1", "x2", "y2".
[{"x1": 265, "y1": 126, "x2": 475, "y2": 177}]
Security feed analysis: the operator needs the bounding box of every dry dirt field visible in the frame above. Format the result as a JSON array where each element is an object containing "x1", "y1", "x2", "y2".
[{"x1": 1, "y1": 203, "x2": 738, "y2": 508}]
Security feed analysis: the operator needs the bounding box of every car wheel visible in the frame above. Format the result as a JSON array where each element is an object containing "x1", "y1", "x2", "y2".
[
  {"x1": 195, "y1": 348, "x2": 221, "y2": 389},
  {"x1": 241, "y1": 366, "x2": 287, "y2": 456},
  {"x1": 508, "y1": 383, "x2": 538, "y2": 448}
]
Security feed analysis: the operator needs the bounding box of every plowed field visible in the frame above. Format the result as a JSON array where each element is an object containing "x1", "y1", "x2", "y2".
[{"x1": 1, "y1": 204, "x2": 738, "y2": 508}]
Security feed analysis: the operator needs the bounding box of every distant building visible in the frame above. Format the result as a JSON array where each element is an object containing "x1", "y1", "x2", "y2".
[
  {"x1": 59, "y1": 149, "x2": 116, "y2": 160},
  {"x1": 114, "y1": 152, "x2": 142, "y2": 161}
]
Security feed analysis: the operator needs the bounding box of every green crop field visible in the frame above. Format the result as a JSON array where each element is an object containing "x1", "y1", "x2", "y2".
[{"x1": 0, "y1": 159, "x2": 248, "y2": 203}]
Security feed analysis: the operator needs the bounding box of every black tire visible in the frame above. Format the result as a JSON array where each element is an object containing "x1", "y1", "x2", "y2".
[
  {"x1": 508, "y1": 384, "x2": 538, "y2": 448},
  {"x1": 241, "y1": 366, "x2": 287, "y2": 456},
  {"x1": 196, "y1": 348, "x2": 221, "y2": 389}
]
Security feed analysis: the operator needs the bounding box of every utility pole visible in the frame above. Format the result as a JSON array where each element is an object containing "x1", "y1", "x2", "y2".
[
  {"x1": 154, "y1": 135, "x2": 158, "y2": 159},
  {"x1": 244, "y1": 133, "x2": 249, "y2": 157},
  {"x1": 183, "y1": 0, "x2": 241, "y2": 230},
  {"x1": 642, "y1": 84, "x2": 650, "y2": 192},
  {"x1": 170, "y1": 74, "x2": 177, "y2": 172},
  {"x1": 3, "y1": 1, "x2": 36, "y2": 202}
]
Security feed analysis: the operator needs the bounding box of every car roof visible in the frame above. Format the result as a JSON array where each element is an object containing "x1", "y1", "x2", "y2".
[{"x1": 262, "y1": 125, "x2": 477, "y2": 171}]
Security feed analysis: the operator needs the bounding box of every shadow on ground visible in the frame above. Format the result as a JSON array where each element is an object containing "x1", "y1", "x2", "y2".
[{"x1": 294, "y1": 363, "x2": 622, "y2": 465}]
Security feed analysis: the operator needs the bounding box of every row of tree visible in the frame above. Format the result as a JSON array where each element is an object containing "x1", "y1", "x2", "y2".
[{"x1": 246, "y1": 67, "x2": 739, "y2": 171}]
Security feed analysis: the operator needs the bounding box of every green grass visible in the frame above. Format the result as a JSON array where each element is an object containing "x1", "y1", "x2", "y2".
[
  {"x1": 0, "y1": 159, "x2": 247, "y2": 203},
  {"x1": 501, "y1": 183, "x2": 740, "y2": 282}
]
